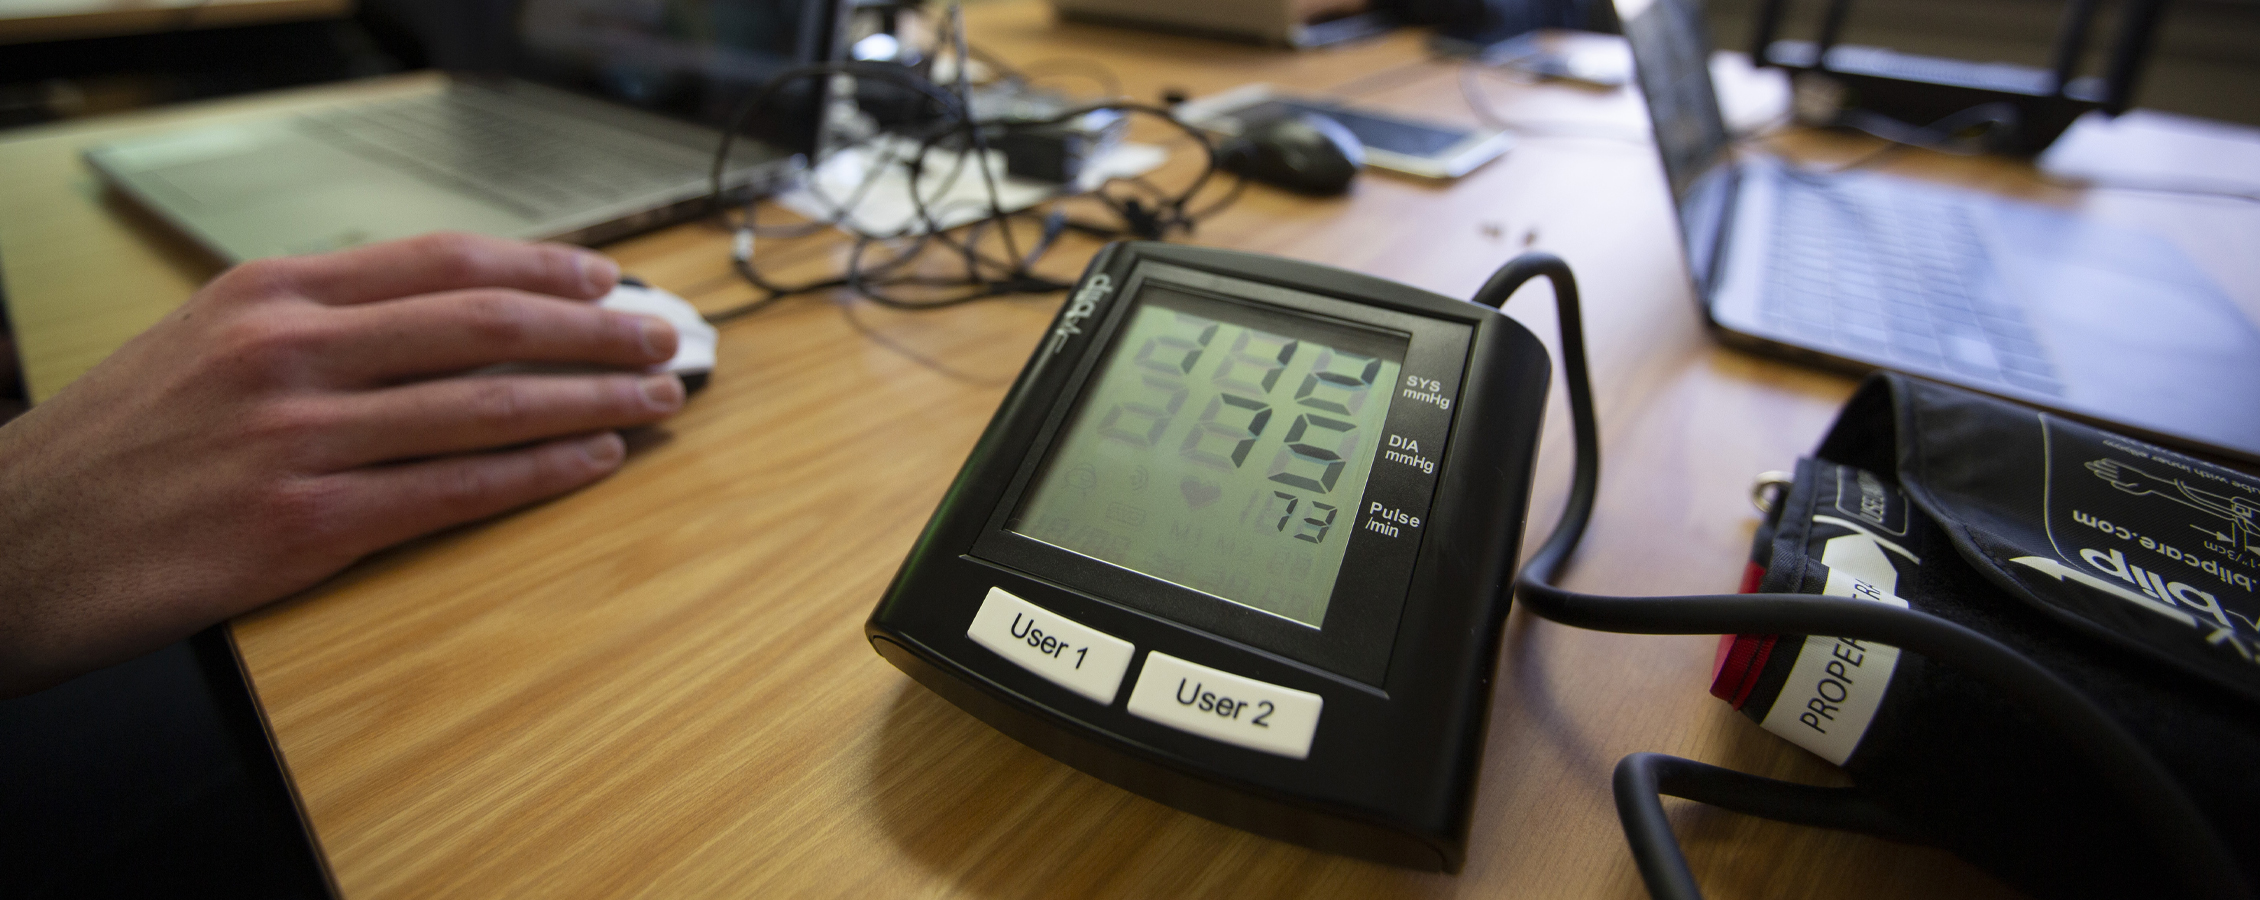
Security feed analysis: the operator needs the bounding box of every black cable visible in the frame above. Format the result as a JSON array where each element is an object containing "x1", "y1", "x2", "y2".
[
  {"x1": 709, "y1": 61, "x2": 969, "y2": 213},
  {"x1": 716, "y1": 211, "x2": 857, "y2": 309},
  {"x1": 862, "y1": 111, "x2": 1111, "y2": 296},
  {"x1": 907, "y1": 101, "x2": 1225, "y2": 223},
  {"x1": 1617, "y1": 753, "x2": 1928, "y2": 843},
  {"x1": 1181, "y1": 172, "x2": 1251, "y2": 225},
  {"x1": 701, "y1": 267, "x2": 846, "y2": 325},
  {"x1": 1614, "y1": 753, "x2": 1931, "y2": 899},
  {"x1": 944, "y1": 3, "x2": 1023, "y2": 270},
  {"x1": 1839, "y1": 102, "x2": 2018, "y2": 154},
  {"x1": 845, "y1": 231, "x2": 1072, "y2": 309},
  {"x1": 733, "y1": 130, "x2": 909, "y2": 241},
  {"x1": 702, "y1": 61, "x2": 988, "y2": 315},
  {"x1": 1471, "y1": 254, "x2": 1599, "y2": 570},
  {"x1": 706, "y1": 50, "x2": 1232, "y2": 318},
  {"x1": 833, "y1": 294, "x2": 1017, "y2": 386},
  {"x1": 707, "y1": 187, "x2": 1062, "y2": 321},
  {"x1": 1777, "y1": 101, "x2": 2020, "y2": 179},
  {"x1": 1471, "y1": 252, "x2": 2251, "y2": 900},
  {"x1": 891, "y1": 100, "x2": 1228, "y2": 286},
  {"x1": 963, "y1": 43, "x2": 1030, "y2": 85}
]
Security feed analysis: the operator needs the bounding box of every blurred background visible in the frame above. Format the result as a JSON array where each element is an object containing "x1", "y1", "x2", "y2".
[
  {"x1": 2, "y1": 0, "x2": 2255, "y2": 133},
  {"x1": 1702, "y1": 0, "x2": 2260, "y2": 125}
]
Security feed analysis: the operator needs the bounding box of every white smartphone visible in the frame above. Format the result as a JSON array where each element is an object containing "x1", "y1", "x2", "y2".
[{"x1": 1174, "y1": 84, "x2": 1514, "y2": 180}]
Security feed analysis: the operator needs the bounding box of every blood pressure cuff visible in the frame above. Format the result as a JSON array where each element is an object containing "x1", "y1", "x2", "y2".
[{"x1": 1707, "y1": 373, "x2": 2260, "y2": 900}]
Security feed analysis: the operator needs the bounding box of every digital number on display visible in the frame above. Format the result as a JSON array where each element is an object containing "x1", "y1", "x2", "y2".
[{"x1": 1012, "y1": 285, "x2": 1408, "y2": 627}]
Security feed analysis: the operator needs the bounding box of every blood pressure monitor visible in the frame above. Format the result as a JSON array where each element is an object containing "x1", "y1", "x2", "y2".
[{"x1": 867, "y1": 243, "x2": 1552, "y2": 870}]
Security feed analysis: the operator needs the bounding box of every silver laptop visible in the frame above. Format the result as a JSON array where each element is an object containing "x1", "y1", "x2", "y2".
[
  {"x1": 1620, "y1": 0, "x2": 2260, "y2": 463},
  {"x1": 87, "y1": 0, "x2": 845, "y2": 263}
]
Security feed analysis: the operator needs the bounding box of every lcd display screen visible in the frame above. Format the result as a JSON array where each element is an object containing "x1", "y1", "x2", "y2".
[{"x1": 1012, "y1": 284, "x2": 1407, "y2": 628}]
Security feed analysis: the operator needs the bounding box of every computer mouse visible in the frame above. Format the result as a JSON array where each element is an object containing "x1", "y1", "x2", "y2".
[
  {"x1": 1221, "y1": 112, "x2": 1365, "y2": 196},
  {"x1": 600, "y1": 277, "x2": 718, "y2": 394},
  {"x1": 471, "y1": 277, "x2": 716, "y2": 391}
]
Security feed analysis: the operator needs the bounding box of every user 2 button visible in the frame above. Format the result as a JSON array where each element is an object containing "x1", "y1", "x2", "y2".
[
  {"x1": 967, "y1": 587, "x2": 1136, "y2": 705},
  {"x1": 1127, "y1": 652, "x2": 1323, "y2": 759}
]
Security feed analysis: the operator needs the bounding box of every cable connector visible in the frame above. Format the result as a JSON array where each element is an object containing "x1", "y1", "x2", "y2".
[
  {"x1": 732, "y1": 227, "x2": 755, "y2": 264},
  {"x1": 1119, "y1": 199, "x2": 1165, "y2": 240}
]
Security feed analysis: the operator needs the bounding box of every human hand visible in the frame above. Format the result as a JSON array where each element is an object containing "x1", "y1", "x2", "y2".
[{"x1": 0, "y1": 232, "x2": 685, "y2": 695}]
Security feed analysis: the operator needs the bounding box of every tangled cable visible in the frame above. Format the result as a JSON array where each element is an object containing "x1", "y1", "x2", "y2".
[{"x1": 696, "y1": 55, "x2": 1240, "y2": 325}]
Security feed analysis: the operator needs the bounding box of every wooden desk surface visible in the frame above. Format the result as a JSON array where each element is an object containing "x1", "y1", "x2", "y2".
[{"x1": 4, "y1": 2, "x2": 2257, "y2": 897}]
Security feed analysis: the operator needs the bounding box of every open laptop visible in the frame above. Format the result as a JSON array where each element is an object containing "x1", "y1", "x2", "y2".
[
  {"x1": 1619, "y1": 0, "x2": 2260, "y2": 463},
  {"x1": 86, "y1": 0, "x2": 846, "y2": 263}
]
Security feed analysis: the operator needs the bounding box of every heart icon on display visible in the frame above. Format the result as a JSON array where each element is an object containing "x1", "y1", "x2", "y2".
[{"x1": 1180, "y1": 477, "x2": 1222, "y2": 509}]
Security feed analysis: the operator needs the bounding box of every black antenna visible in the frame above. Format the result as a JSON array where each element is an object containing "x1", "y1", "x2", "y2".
[
  {"x1": 1813, "y1": 0, "x2": 1854, "y2": 71},
  {"x1": 2048, "y1": 0, "x2": 2105, "y2": 94},
  {"x1": 1749, "y1": 0, "x2": 1792, "y2": 65},
  {"x1": 2101, "y1": 0, "x2": 2171, "y2": 114}
]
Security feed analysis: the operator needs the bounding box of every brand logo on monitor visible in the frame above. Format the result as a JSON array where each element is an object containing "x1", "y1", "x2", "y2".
[{"x1": 1044, "y1": 273, "x2": 1114, "y2": 357}]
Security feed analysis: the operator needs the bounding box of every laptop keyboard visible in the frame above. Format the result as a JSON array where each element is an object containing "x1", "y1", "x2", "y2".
[
  {"x1": 294, "y1": 88, "x2": 712, "y2": 219},
  {"x1": 1760, "y1": 173, "x2": 2064, "y2": 397}
]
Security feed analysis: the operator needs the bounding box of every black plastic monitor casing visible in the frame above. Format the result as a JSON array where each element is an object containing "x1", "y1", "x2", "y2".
[{"x1": 867, "y1": 242, "x2": 1552, "y2": 871}]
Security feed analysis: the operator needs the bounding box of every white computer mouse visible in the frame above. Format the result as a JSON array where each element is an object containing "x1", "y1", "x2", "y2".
[{"x1": 601, "y1": 277, "x2": 718, "y2": 394}]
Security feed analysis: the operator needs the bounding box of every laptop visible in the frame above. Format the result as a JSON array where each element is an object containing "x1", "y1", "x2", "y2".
[
  {"x1": 86, "y1": 0, "x2": 846, "y2": 263},
  {"x1": 1618, "y1": 0, "x2": 2260, "y2": 463}
]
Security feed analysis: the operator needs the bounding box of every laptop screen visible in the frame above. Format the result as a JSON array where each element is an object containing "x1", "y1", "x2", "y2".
[
  {"x1": 513, "y1": 0, "x2": 841, "y2": 153},
  {"x1": 1619, "y1": 0, "x2": 1735, "y2": 295}
]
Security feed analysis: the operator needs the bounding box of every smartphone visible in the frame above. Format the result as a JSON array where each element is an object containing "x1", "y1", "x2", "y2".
[{"x1": 1175, "y1": 84, "x2": 1514, "y2": 180}]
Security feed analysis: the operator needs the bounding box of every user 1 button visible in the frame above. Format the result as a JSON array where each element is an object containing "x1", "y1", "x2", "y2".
[
  {"x1": 1126, "y1": 652, "x2": 1323, "y2": 759},
  {"x1": 966, "y1": 587, "x2": 1136, "y2": 705}
]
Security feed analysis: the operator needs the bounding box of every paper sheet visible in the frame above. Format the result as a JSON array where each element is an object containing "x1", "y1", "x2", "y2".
[{"x1": 776, "y1": 136, "x2": 1168, "y2": 236}]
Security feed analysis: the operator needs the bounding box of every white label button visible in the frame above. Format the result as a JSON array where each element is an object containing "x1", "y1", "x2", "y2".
[
  {"x1": 966, "y1": 587, "x2": 1136, "y2": 705},
  {"x1": 1126, "y1": 652, "x2": 1323, "y2": 759}
]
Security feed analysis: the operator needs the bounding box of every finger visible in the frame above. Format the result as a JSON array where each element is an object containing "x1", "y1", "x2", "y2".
[
  {"x1": 277, "y1": 232, "x2": 618, "y2": 306},
  {"x1": 323, "y1": 432, "x2": 629, "y2": 554},
  {"x1": 326, "y1": 288, "x2": 676, "y2": 382},
  {"x1": 305, "y1": 372, "x2": 683, "y2": 469}
]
